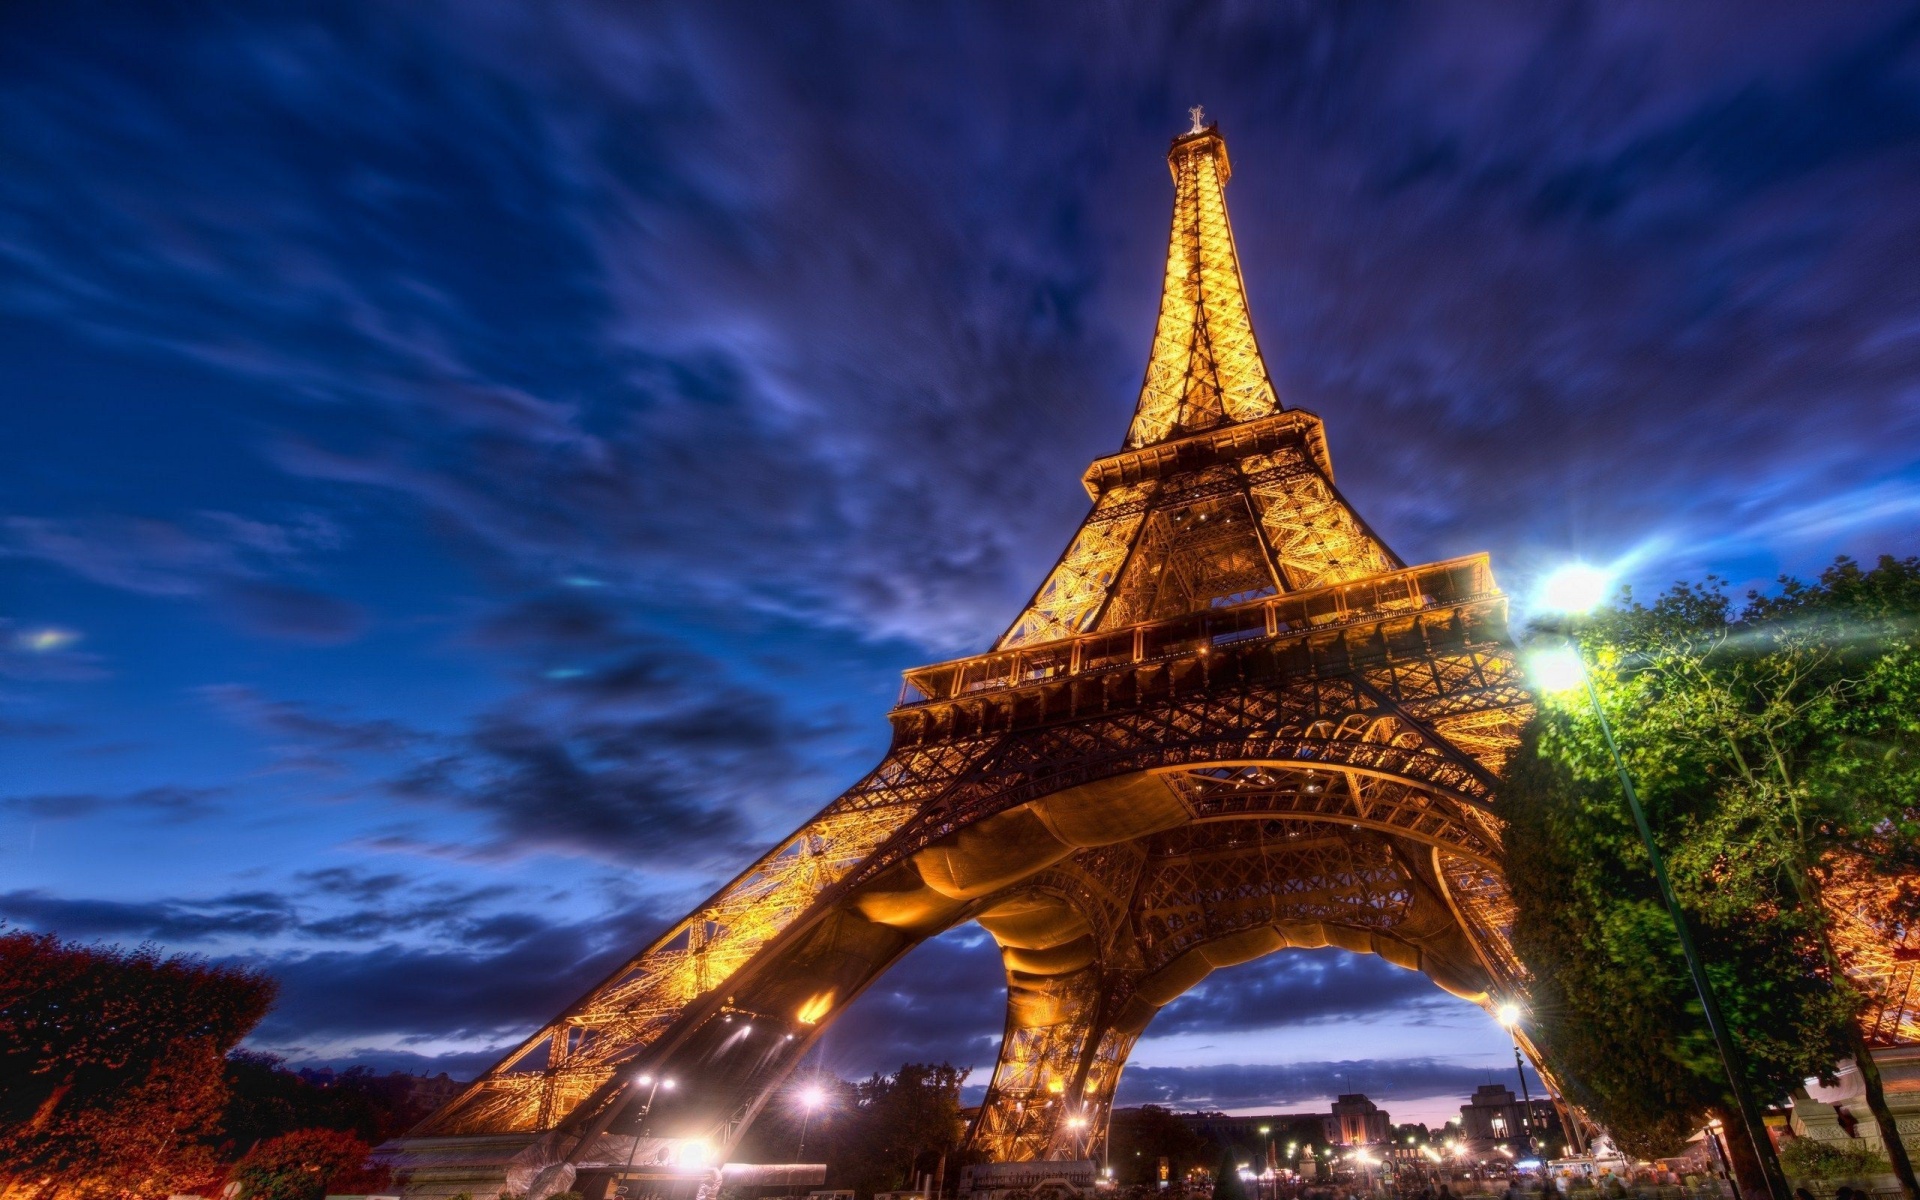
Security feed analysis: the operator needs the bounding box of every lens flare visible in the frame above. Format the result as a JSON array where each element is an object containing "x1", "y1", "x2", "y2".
[
  {"x1": 1537, "y1": 563, "x2": 1611, "y2": 615},
  {"x1": 1526, "y1": 645, "x2": 1586, "y2": 695}
]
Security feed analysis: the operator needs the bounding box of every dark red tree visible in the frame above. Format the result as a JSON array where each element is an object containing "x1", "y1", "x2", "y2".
[{"x1": 0, "y1": 928, "x2": 276, "y2": 1195}]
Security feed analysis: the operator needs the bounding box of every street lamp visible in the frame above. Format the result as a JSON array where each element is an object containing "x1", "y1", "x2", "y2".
[
  {"x1": 1066, "y1": 1112, "x2": 1090, "y2": 1158},
  {"x1": 797, "y1": 1084, "x2": 828, "y2": 1158},
  {"x1": 621, "y1": 1074, "x2": 678, "y2": 1184},
  {"x1": 1529, "y1": 564, "x2": 1788, "y2": 1200},
  {"x1": 1494, "y1": 1003, "x2": 1536, "y2": 1157}
]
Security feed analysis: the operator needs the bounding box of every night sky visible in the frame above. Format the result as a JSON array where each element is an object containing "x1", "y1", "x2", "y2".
[{"x1": 4, "y1": 3, "x2": 1920, "y2": 1129}]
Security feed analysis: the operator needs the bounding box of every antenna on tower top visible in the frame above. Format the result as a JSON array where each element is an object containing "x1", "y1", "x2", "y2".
[{"x1": 1188, "y1": 105, "x2": 1207, "y2": 134}]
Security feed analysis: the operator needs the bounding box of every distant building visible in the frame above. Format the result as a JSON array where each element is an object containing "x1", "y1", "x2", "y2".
[
  {"x1": 401, "y1": 1072, "x2": 468, "y2": 1111},
  {"x1": 1457, "y1": 1084, "x2": 1561, "y2": 1154},
  {"x1": 1328, "y1": 1095, "x2": 1391, "y2": 1147},
  {"x1": 1175, "y1": 1109, "x2": 1342, "y2": 1152},
  {"x1": 1110, "y1": 1092, "x2": 1395, "y2": 1170}
]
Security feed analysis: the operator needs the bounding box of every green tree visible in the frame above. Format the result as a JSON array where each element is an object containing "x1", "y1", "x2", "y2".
[
  {"x1": 0, "y1": 929, "x2": 276, "y2": 1196},
  {"x1": 797, "y1": 1063, "x2": 968, "y2": 1199},
  {"x1": 1506, "y1": 556, "x2": 1920, "y2": 1197}
]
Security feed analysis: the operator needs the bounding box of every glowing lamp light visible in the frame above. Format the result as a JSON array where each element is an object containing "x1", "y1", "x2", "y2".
[
  {"x1": 635, "y1": 1074, "x2": 654, "y2": 1086},
  {"x1": 800, "y1": 1085, "x2": 828, "y2": 1110},
  {"x1": 678, "y1": 1138, "x2": 714, "y2": 1167},
  {"x1": 796, "y1": 991, "x2": 834, "y2": 1026},
  {"x1": 662, "y1": 1078, "x2": 677, "y2": 1091},
  {"x1": 1497, "y1": 1002, "x2": 1522, "y2": 1028},
  {"x1": 1067, "y1": 1116, "x2": 1089, "y2": 1130},
  {"x1": 1526, "y1": 645, "x2": 1587, "y2": 695},
  {"x1": 1537, "y1": 563, "x2": 1611, "y2": 616}
]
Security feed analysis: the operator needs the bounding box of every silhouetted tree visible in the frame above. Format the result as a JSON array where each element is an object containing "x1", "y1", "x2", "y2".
[
  {"x1": 798, "y1": 1063, "x2": 968, "y2": 1199},
  {"x1": 223, "y1": 1052, "x2": 422, "y2": 1152},
  {"x1": 1212, "y1": 1148, "x2": 1247, "y2": 1200}
]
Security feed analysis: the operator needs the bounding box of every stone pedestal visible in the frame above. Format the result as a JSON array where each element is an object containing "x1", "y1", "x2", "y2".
[
  {"x1": 375, "y1": 1133, "x2": 546, "y2": 1199},
  {"x1": 1789, "y1": 1046, "x2": 1920, "y2": 1165}
]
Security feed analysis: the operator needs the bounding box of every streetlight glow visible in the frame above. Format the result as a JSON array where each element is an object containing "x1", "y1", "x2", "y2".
[
  {"x1": 1526, "y1": 645, "x2": 1586, "y2": 694},
  {"x1": 1537, "y1": 563, "x2": 1611, "y2": 615},
  {"x1": 662, "y1": 1078, "x2": 677, "y2": 1090},
  {"x1": 1496, "y1": 1002, "x2": 1522, "y2": 1028},
  {"x1": 635, "y1": 1073, "x2": 654, "y2": 1086},
  {"x1": 800, "y1": 1085, "x2": 827, "y2": 1110}
]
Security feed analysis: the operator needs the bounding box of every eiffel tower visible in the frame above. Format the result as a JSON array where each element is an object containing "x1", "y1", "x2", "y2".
[{"x1": 391, "y1": 116, "x2": 1539, "y2": 1196}]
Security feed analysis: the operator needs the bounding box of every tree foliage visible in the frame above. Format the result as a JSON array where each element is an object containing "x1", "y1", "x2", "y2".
[
  {"x1": 1505, "y1": 556, "x2": 1920, "y2": 1160},
  {"x1": 737, "y1": 1063, "x2": 969, "y2": 1199},
  {"x1": 1777, "y1": 1137, "x2": 1888, "y2": 1182},
  {"x1": 0, "y1": 928, "x2": 276, "y2": 1195},
  {"x1": 224, "y1": 1051, "x2": 430, "y2": 1152},
  {"x1": 229, "y1": 1127, "x2": 385, "y2": 1200}
]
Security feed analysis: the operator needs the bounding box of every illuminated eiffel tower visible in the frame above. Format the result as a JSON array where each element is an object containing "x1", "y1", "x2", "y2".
[{"x1": 393, "y1": 115, "x2": 1543, "y2": 1196}]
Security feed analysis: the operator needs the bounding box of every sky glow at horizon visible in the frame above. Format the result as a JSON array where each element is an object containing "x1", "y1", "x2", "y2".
[{"x1": 2, "y1": 2, "x2": 1919, "y2": 1127}]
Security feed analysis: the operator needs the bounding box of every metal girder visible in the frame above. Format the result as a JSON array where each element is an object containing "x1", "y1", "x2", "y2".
[{"x1": 962, "y1": 815, "x2": 1497, "y2": 1163}]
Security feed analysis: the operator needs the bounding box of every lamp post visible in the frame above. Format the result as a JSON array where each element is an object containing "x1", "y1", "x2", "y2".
[
  {"x1": 621, "y1": 1074, "x2": 677, "y2": 1187},
  {"x1": 1495, "y1": 1004, "x2": 1535, "y2": 1158},
  {"x1": 1065, "y1": 1112, "x2": 1090, "y2": 1163},
  {"x1": 1528, "y1": 564, "x2": 1789, "y2": 1200},
  {"x1": 797, "y1": 1084, "x2": 827, "y2": 1159},
  {"x1": 1259, "y1": 1126, "x2": 1272, "y2": 1200}
]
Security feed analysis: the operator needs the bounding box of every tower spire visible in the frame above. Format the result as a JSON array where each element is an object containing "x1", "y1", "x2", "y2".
[{"x1": 1125, "y1": 120, "x2": 1281, "y2": 448}]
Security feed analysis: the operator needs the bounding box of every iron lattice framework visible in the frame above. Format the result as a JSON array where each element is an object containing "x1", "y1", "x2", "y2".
[{"x1": 399, "y1": 121, "x2": 1917, "y2": 1188}]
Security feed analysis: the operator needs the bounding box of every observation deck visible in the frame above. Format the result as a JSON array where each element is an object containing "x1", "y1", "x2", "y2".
[{"x1": 896, "y1": 553, "x2": 1501, "y2": 715}]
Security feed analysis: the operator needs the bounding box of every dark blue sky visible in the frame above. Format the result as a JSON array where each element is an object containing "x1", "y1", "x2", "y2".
[{"x1": 3, "y1": 3, "x2": 1919, "y2": 1126}]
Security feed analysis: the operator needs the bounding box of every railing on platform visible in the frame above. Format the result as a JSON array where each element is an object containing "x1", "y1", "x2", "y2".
[{"x1": 897, "y1": 554, "x2": 1496, "y2": 707}]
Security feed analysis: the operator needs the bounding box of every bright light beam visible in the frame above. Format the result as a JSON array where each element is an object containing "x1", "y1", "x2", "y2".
[
  {"x1": 1526, "y1": 645, "x2": 1586, "y2": 695},
  {"x1": 1536, "y1": 563, "x2": 1611, "y2": 615}
]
